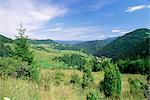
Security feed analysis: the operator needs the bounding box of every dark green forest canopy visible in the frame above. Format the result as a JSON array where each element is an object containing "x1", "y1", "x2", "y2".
[
  {"x1": 95, "y1": 28, "x2": 150, "y2": 60},
  {"x1": 0, "y1": 34, "x2": 13, "y2": 56},
  {"x1": 74, "y1": 37, "x2": 117, "y2": 54}
]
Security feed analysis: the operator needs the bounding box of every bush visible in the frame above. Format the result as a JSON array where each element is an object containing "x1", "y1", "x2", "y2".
[
  {"x1": 70, "y1": 73, "x2": 80, "y2": 85},
  {"x1": 101, "y1": 64, "x2": 121, "y2": 98},
  {"x1": 86, "y1": 90, "x2": 100, "y2": 100},
  {"x1": 0, "y1": 57, "x2": 39, "y2": 82},
  {"x1": 82, "y1": 67, "x2": 94, "y2": 89}
]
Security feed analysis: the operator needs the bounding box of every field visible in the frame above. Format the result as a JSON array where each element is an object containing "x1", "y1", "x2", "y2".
[
  {"x1": 0, "y1": 43, "x2": 148, "y2": 100},
  {"x1": 0, "y1": 68, "x2": 146, "y2": 100},
  {"x1": 33, "y1": 44, "x2": 92, "y2": 69}
]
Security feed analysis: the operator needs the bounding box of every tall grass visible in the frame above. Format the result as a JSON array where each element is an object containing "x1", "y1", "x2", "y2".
[{"x1": 0, "y1": 69, "x2": 147, "y2": 100}]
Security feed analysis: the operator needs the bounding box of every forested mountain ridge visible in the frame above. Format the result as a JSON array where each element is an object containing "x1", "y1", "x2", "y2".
[
  {"x1": 0, "y1": 34, "x2": 13, "y2": 56},
  {"x1": 74, "y1": 37, "x2": 117, "y2": 54},
  {"x1": 0, "y1": 34, "x2": 13, "y2": 43},
  {"x1": 95, "y1": 28, "x2": 150, "y2": 60},
  {"x1": 55, "y1": 40, "x2": 82, "y2": 45},
  {"x1": 29, "y1": 39, "x2": 57, "y2": 44}
]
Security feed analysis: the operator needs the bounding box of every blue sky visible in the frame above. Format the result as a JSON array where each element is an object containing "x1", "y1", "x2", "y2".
[{"x1": 0, "y1": 0, "x2": 149, "y2": 40}]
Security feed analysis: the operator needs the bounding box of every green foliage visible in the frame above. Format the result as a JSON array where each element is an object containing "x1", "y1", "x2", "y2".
[
  {"x1": 0, "y1": 42, "x2": 11, "y2": 57},
  {"x1": 54, "y1": 44, "x2": 80, "y2": 51},
  {"x1": 74, "y1": 37, "x2": 116, "y2": 54},
  {"x1": 95, "y1": 28, "x2": 150, "y2": 60},
  {"x1": 101, "y1": 64, "x2": 121, "y2": 98},
  {"x1": 117, "y1": 58, "x2": 150, "y2": 75},
  {"x1": 0, "y1": 34, "x2": 13, "y2": 43},
  {"x1": 53, "y1": 71, "x2": 64, "y2": 85},
  {"x1": 54, "y1": 54, "x2": 86, "y2": 69},
  {"x1": 13, "y1": 23, "x2": 34, "y2": 65},
  {"x1": 128, "y1": 78, "x2": 144, "y2": 97},
  {"x1": 86, "y1": 90, "x2": 100, "y2": 100},
  {"x1": 70, "y1": 73, "x2": 80, "y2": 85},
  {"x1": 30, "y1": 39, "x2": 56, "y2": 44},
  {"x1": 91, "y1": 57, "x2": 111, "y2": 72},
  {"x1": 0, "y1": 57, "x2": 39, "y2": 82},
  {"x1": 82, "y1": 67, "x2": 94, "y2": 89}
]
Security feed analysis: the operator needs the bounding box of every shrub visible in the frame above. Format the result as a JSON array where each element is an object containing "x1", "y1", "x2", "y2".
[
  {"x1": 70, "y1": 73, "x2": 80, "y2": 85},
  {"x1": 82, "y1": 67, "x2": 94, "y2": 89},
  {"x1": 86, "y1": 90, "x2": 100, "y2": 100},
  {"x1": 53, "y1": 71, "x2": 64, "y2": 85},
  {"x1": 0, "y1": 57, "x2": 39, "y2": 82},
  {"x1": 101, "y1": 64, "x2": 121, "y2": 98}
]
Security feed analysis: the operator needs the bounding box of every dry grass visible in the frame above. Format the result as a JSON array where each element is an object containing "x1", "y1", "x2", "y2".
[{"x1": 0, "y1": 69, "x2": 147, "y2": 100}]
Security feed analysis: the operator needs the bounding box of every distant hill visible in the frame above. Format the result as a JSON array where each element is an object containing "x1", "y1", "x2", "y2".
[
  {"x1": 74, "y1": 37, "x2": 117, "y2": 54},
  {"x1": 0, "y1": 34, "x2": 13, "y2": 56},
  {"x1": 95, "y1": 28, "x2": 150, "y2": 60},
  {"x1": 29, "y1": 39, "x2": 57, "y2": 44},
  {"x1": 0, "y1": 34, "x2": 13, "y2": 43},
  {"x1": 55, "y1": 40, "x2": 82, "y2": 45}
]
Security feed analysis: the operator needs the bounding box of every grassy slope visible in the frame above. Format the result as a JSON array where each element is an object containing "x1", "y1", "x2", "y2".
[
  {"x1": 0, "y1": 43, "x2": 147, "y2": 100},
  {"x1": 0, "y1": 69, "x2": 146, "y2": 100},
  {"x1": 33, "y1": 44, "x2": 92, "y2": 69}
]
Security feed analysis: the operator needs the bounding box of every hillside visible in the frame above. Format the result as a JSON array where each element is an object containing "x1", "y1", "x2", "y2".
[
  {"x1": 55, "y1": 40, "x2": 82, "y2": 45},
  {"x1": 0, "y1": 34, "x2": 13, "y2": 43},
  {"x1": 29, "y1": 39, "x2": 57, "y2": 44},
  {"x1": 74, "y1": 37, "x2": 117, "y2": 54},
  {"x1": 0, "y1": 34, "x2": 13, "y2": 56},
  {"x1": 95, "y1": 28, "x2": 150, "y2": 60}
]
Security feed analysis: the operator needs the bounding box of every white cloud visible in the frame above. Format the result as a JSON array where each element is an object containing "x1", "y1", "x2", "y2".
[
  {"x1": 30, "y1": 25, "x2": 108, "y2": 41},
  {"x1": 112, "y1": 28, "x2": 131, "y2": 35},
  {"x1": 0, "y1": 0, "x2": 68, "y2": 38},
  {"x1": 126, "y1": 5, "x2": 149, "y2": 12},
  {"x1": 112, "y1": 29, "x2": 121, "y2": 33}
]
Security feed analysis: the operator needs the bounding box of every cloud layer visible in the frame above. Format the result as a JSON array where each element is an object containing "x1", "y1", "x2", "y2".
[{"x1": 0, "y1": 0, "x2": 68, "y2": 38}]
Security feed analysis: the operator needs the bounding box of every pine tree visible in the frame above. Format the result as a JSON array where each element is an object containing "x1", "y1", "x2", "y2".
[
  {"x1": 13, "y1": 23, "x2": 34, "y2": 65},
  {"x1": 102, "y1": 63, "x2": 121, "y2": 98}
]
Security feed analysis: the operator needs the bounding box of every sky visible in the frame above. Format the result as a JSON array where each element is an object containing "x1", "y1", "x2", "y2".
[{"x1": 0, "y1": 0, "x2": 149, "y2": 41}]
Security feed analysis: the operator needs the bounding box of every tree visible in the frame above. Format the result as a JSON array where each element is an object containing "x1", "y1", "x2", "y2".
[
  {"x1": 13, "y1": 23, "x2": 34, "y2": 65},
  {"x1": 101, "y1": 64, "x2": 121, "y2": 98}
]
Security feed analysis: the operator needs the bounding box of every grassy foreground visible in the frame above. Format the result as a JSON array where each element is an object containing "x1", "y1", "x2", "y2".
[{"x1": 0, "y1": 69, "x2": 146, "y2": 100}]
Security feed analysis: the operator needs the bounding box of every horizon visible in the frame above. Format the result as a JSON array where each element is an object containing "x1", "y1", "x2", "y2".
[{"x1": 0, "y1": 0, "x2": 149, "y2": 41}]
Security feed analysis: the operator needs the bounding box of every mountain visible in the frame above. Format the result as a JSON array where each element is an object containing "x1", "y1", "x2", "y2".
[
  {"x1": 55, "y1": 40, "x2": 82, "y2": 45},
  {"x1": 0, "y1": 34, "x2": 13, "y2": 56},
  {"x1": 74, "y1": 37, "x2": 117, "y2": 54},
  {"x1": 29, "y1": 39, "x2": 57, "y2": 44},
  {"x1": 0, "y1": 34, "x2": 13, "y2": 43},
  {"x1": 95, "y1": 28, "x2": 150, "y2": 60}
]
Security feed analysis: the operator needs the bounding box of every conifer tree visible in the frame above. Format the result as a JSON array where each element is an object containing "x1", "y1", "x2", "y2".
[
  {"x1": 102, "y1": 63, "x2": 121, "y2": 98},
  {"x1": 13, "y1": 23, "x2": 33, "y2": 65}
]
